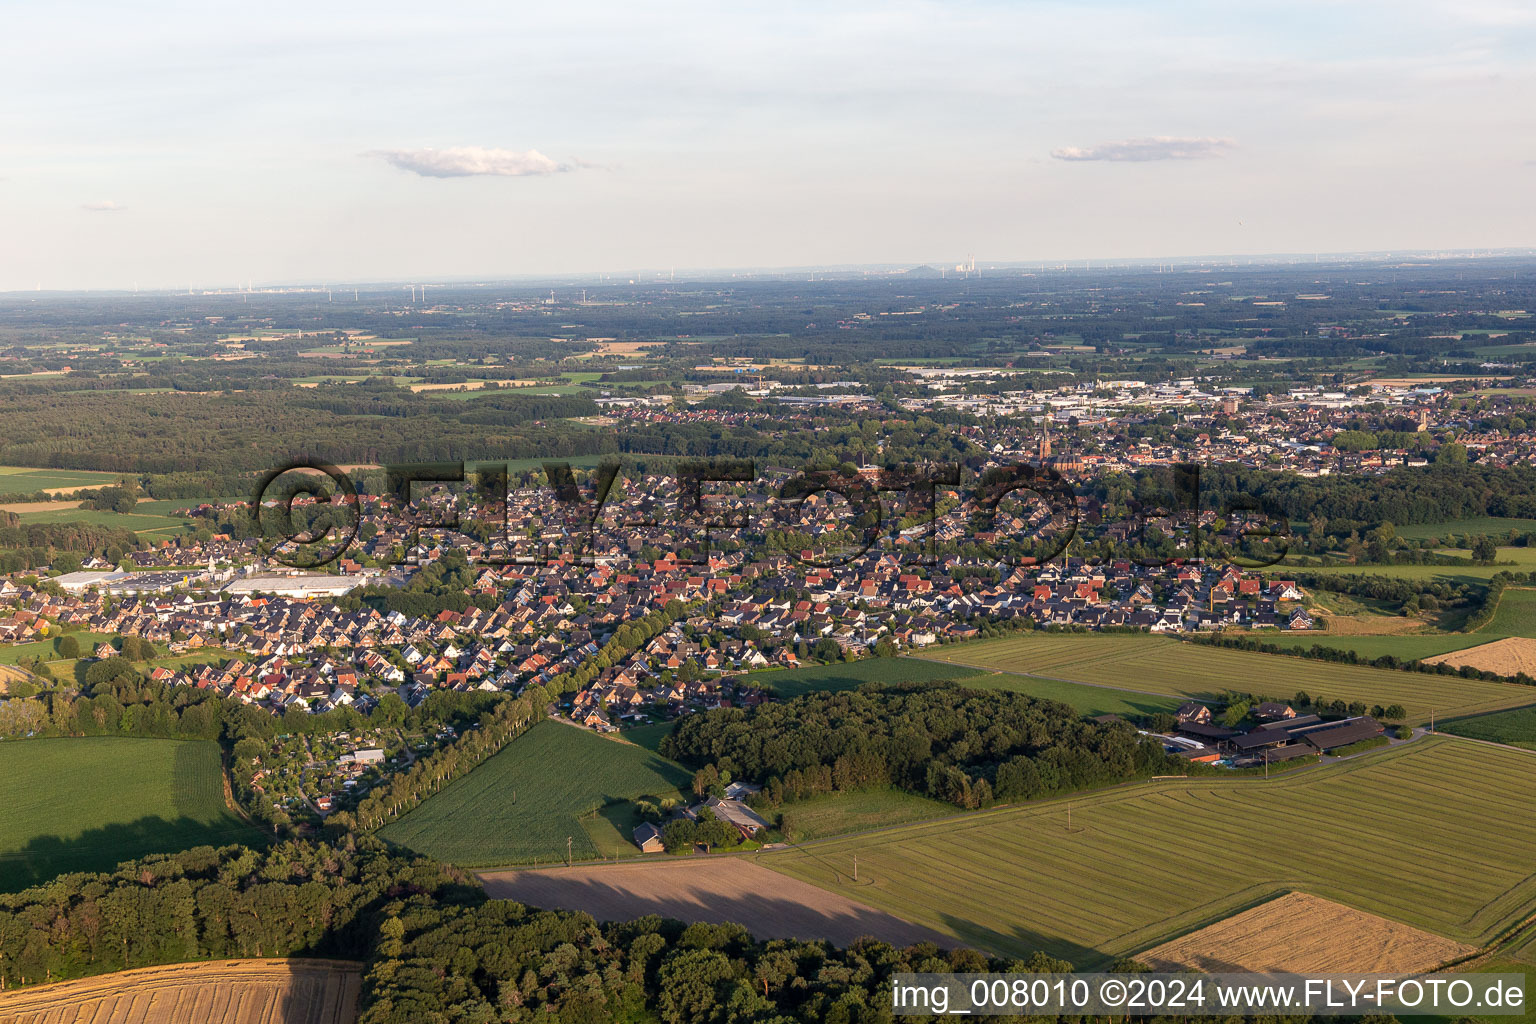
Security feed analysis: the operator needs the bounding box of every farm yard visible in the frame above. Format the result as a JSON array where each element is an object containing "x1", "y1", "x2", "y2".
[
  {"x1": 0, "y1": 737, "x2": 262, "y2": 891},
  {"x1": 915, "y1": 633, "x2": 1536, "y2": 724},
  {"x1": 758, "y1": 738, "x2": 1536, "y2": 965},
  {"x1": 477, "y1": 859, "x2": 955, "y2": 949},
  {"x1": 378, "y1": 720, "x2": 691, "y2": 866},
  {"x1": 1138, "y1": 892, "x2": 1475, "y2": 973},
  {"x1": 0, "y1": 958, "x2": 362, "y2": 1024}
]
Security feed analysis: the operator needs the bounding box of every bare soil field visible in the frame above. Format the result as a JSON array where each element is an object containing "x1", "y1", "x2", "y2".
[
  {"x1": 408, "y1": 381, "x2": 491, "y2": 393},
  {"x1": 0, "y1": 500, "x2": 82, "y2": 513},
  {"x1": 0, "y1": 959, "x2": 362, "y2": 1024},
  {"x1": 1425, "y1": 637, "x2": 1536, "y2": 677},
  {"x1": 479, "y1": 858, "x2": 955, "y2": 948},
  {"x1": 1315, "y1": 613, "x2": 1423, "y2": 635},
  {"x1": 1138, "y1": 892, "x2": 1475, "y2": 973}
]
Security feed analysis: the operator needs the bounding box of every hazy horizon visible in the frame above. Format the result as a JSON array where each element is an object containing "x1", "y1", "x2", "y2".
[{"x1": 6, "y1": 0, "x2": 1535, "y2": 291}]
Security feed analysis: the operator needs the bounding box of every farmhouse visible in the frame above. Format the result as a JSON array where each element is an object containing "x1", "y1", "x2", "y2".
[
  {"x1": 701, "y1": 796, "x2": 771, "y2": 840},
  {"x1": 1175, "y1": 701, "x2": 1212, "y2": 725},
  {"x1": 1228, "y1": 714, "x2": 1385, "y2": 759},
  {"x1": 632, "y1": 822, "x2": 665, "y2": 853}
]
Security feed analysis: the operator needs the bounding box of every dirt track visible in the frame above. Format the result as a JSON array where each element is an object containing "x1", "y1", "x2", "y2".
[
  {"x1": 480, "y1": 858, "x2": 957, "y2": 948},
  {"x1": 1139, "y1": 892, "x2": 1474, "y2": 973},
  {"x1": 0, "y1": 958, "x2": 362, "y2": 1024}
]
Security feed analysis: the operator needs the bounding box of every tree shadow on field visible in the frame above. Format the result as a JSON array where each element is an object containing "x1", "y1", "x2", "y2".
[
  {"x1": 479, "y1": 865, "x2": 1100, "y2": 966},
  {"x1": 0, "y1": 815, "x2": 268, "y2": 893}
]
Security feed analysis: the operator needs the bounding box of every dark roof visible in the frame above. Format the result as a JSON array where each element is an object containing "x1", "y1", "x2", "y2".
[
  {"x1": 1254, "y1": 742, "x2": 1316, "y2": 762},
  {"x1": 1179, "y1": 722, "x2": 1238, "y2": 740},
  {"x1": 1302, "y1": 717, "x2": 1384, "y2": 751},
  {"x1": 1233, "y1": 728, "x2": 1298, "y2": 750},
  {"x1": 1251, "y1": 713, "x2": 1323, "y2": 734}
]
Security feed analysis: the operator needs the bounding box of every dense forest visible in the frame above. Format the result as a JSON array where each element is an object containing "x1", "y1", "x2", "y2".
[
  {"x1": 660, "y1": 684, "x2": 1178, "y2": 809},
  {"x1": 0, "y1": 389, "x2": 605, "y2": 476}
]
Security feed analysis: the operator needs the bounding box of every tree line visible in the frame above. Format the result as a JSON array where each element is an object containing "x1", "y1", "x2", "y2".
[{"x1": 661, "y1": 683, "x2": 1180, "y2": 810}]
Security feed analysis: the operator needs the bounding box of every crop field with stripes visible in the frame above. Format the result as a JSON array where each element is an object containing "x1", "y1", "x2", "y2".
[
  {"x1": 759, "y1": 738, "x2": 1536, "y2": 966},
  {"x1": 0, "y1": 959, "x2": 361, "y2": 1024},
  {"x1": 914, "y1": 633, "x2": 1536, "y2": 724}
]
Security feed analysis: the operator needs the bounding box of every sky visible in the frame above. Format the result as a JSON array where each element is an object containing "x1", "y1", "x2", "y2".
[{"x1": 3, "y1": 0, "x2": 1535, "y2": 290}]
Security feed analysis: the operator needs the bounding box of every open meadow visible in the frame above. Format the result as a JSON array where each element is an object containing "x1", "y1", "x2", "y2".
[
  {"x1": 1259, "y1": 587, "x2": 1536, "y2": 663},
  {"x1": 915, "y1": 633, "x2": 1536, "y2": 724},
  {"x1": 0, "y1": 958, "x2": 362, "y2": 1024},
  {"x1": 378, "y1": 720, "x2": 692, "y2": 866},
  {"x1": 0, "y1": 465, "x2": 127, "y2": 496},
  {"x1": 0, "y1": 737, "x2": 262, "y2": 891},
  {"x1": 737, "y1": 657, "x2": 982, "y2": 698},
  {"x1": 759, "y1": 738, "x2": 1536, "y2": 965}
]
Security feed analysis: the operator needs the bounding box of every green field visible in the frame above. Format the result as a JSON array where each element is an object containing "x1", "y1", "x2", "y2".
[
  {"x1": 0, "y1": 466, "x2": 127, "y2": 494},
  {"x1": 1273, "y1": 546, "x2": 1536, "y2": 585},
  {"x1": 954, "y1": 670, "x2": 1186, "y2": 717},
  {"x1": 618, "y1": 720, "x2": 675, "y2": 752},
  {"x1": 916, "y1": 633, "x2": 1536, "y2": 724},
  {"x1": 1258, "y1": 587, "x2": 1536, "y2": 662},
  {"x1": 741, "y1": 658, "x2": 983, "y2": 698},
  {"x1": 776, "y1": 788, "x2": 957, "y2": 843},
  {"x1": 759, "y1": 738, "x2": 1536, "y2": 964},
  {"x1": 0, "y1": 632, "x2": 115, "y2": 665},
  {"x1": 378, "y1": 720, "x2": 692, "y2": 866},
  {"x1": 1442, "y1": 706, "x2": 1536, "y2": 749},
  {"x1": 1395, "y1": 518, "x2": 1536, "y2": 541},
  {"x1": 0, "y1": 737, "x2": 262, "y2": 891},
  {"x1": 14, "y1": 504, "x2": 188, "y2": 533}
]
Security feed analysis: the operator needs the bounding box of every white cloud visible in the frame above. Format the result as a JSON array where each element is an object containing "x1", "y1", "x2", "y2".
[
  {"x1": 371, "y1": 146, "x2": 578, "y2": 178},
  {"x1": 1051, "y1": 136, "x2": 1237, "y2": 162},
  {"x1": 81, "y1": 199, "x2": 124, "y2": 211}
]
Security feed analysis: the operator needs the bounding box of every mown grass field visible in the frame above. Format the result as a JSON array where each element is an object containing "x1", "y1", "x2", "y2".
[
  {"x1": 740, "y1": 658, "x2": 982, "y2": 698},
  {"x1": 0, "y1": 737, "x2": 262, "y2": 891},
  {"x1": 378, "y1": 720, "x2": 692, "y2": 867},
  {"x1": 759, "y1": 738, "x2": 1536, "y2": 965},
  {"x1": 776, "y1": 788, "x2": 957, "y2": 843},
  {"x1": 954, "y1": 670, "x2": 1186, "y2": 717},
  {"x1": 915, "y1": 633, "x2": 1536, "y2": 724}
]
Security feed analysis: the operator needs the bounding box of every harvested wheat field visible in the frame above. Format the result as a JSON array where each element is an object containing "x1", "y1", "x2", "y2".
[
  {"x1": 479, "y1": 859, "x2": 955, "y2": 948},
  {"x1": 0, "y1": 959, "x2": 362, "y2": 1024},
  {"x1": 1425, "y1": 637, "x2": 1536, "y2": 678},
  {"x1": 1139, "y1": 893, "x2": 1475, "y2": 974}
]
